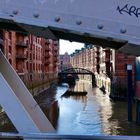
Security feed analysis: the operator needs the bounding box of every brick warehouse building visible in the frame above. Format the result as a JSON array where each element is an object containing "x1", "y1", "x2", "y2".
[
  {"x1": 0, "y1": 29, "x2": 59, "y2": 95},
  {"x1": 70, "y1": 44, "x2": 136, "y2": 97},
  {"x1": 59, "y1": 52, "x2": 72, "y2": 72}
]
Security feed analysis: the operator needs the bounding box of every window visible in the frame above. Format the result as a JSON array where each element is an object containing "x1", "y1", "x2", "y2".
[
  {"x1": 9, "y1": 46, "x2": 12, "y2": 54},
  {"x1": 26, "y1": 51, "x2": 28, "y2": 58},
  {"x1": 33, "y1": 63, "x2": 35, "y2": 71},
  {"x1": 26, "y1": 40, "x2": 29, "y2": 45},
  {"x1": 36, "y1": 64, "x2": 38, "y2": 71},
  {"x1": 30, "y1": 63, "x2": 32, "y2": 72},
  {"x1": 26, "y1": 62, "x2": 28, "y2": 70},
  {"x1": 30, "y1": 53, "x2": 32, "y2": 60},
  {"x1": 30, "y1": 75, "x2": 32, "y2": 81},
  {"x1": 9, "y1": 32, "x2": 12, "y2": 40},
  {"x1": 30, "y1": 45, "x2": 32, "y2": 50}
]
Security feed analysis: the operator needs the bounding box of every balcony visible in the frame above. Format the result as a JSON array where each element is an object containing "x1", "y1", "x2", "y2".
[
  {"x1": 45, "y1": 60, "x2": 50, "y2": 65},
  {"x1": 45, "y1": 57, "x2": 51, "y2": 65},
  {"x1": 16, "y1": 54, "x2": 27, "y2": 60},
  {"x1": 45, "y1": 52, "x2": 51, "y2": 58},
  {"x1": 45, "y1": 55, "x2": 50, "y2": 58},
  {"x1": 16, "y1": 41, "x2": 28, "y2": 48}
]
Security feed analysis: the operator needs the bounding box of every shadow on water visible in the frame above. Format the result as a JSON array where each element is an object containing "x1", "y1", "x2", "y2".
[
  {"x1": 62, "y1": 84, "x2": 87, "y2": 97},
  {"x1": 34, "y1": 85, "x2": 61, "y2": 129}
]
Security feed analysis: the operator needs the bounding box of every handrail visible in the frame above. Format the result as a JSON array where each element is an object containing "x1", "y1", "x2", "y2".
[{"x1": 0, "y1": 132, "x2": 139, "y2": 140}]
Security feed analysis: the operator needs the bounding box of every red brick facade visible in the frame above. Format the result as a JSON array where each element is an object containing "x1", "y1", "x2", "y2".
[
  {"x1": 115, "y1": 52, "x2": 135, "y2": 84},
  {"x1": 70, "y1": 45, "x2": 136, "y2": 86},
  {"x1": 0, "y1": 30, "x2": 59, "y2": 89}
]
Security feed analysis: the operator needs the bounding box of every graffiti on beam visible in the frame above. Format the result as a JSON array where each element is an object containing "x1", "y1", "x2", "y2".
[{"x1": 117, "y1": 4, "x2": 140, "y2": 18}]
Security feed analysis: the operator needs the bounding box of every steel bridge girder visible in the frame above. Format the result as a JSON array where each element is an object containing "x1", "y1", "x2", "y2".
[{"x1": 1, "y1": 0, "x2": 140, "y2": 54}]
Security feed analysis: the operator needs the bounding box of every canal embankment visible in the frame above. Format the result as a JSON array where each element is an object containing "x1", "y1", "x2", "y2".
[{"x1": 77, "y1": 73, "x2": 131, "y2": 101}]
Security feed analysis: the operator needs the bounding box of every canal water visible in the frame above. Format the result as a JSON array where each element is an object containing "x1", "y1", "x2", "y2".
[
  {"x1": 1, "y1": 80, "x2": 140, "y2": 136},
  {"x1": 36, "y1": 80, "x2": 140, "y2": 136}
]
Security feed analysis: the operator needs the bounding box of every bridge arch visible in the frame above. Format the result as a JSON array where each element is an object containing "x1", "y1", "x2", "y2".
[
  {"x1": 60, "y1": 68, "x2": 94, "y2": 75},
  {"x1": 59, "y1": 68, "x2": 96, "y2": 87}
]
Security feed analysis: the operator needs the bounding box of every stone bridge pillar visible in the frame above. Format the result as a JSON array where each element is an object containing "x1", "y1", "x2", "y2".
[{"x1": 92, "y1": 74, "x2": 96, "y2": 87}]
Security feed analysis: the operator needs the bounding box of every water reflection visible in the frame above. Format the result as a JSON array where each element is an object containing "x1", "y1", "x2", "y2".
[
  {"x1": 57, "y1": 81, "x2": 140, "y2": 135},
  {"x1": 35, "y1": 85, "x2": 68, "y2": 129}
]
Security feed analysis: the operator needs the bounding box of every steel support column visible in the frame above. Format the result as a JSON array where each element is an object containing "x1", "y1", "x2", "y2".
[
  {"x1": 135, "y1": 57, "x2": 140, "y2": 124},
  {"x1": 0, "y1": 50, "x2": 55, "y2": 139}
]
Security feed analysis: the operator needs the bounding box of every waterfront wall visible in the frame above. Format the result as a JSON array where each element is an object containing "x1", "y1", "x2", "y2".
[
  {"x1": 19, "y1": 73, "x2": 58, "y2": 96},
  {"x1": 95, "y1": 74, "x2": 111, "y2": 94},
  {"x1": 78, "y1": 73, "x2": 129, "y2": 100},
  {"x1": 0, "y1": 29, "x2": 59, "y2": 96},
  {"x1": 78, "y1": 74, "x2": 111, "y2": 94}
]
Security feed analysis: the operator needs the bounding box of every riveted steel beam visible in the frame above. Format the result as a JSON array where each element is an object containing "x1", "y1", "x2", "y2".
[{"x1": 0, "y1": 0, "x2": 140, "y2": 54}]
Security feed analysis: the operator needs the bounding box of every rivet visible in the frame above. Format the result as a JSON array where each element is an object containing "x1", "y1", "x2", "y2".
[
  {"x1": 13, "y1": 10, "x2": 19, "y2": 15},
  {"x1": 55, "y1": 17, "x2": 61, "y2": 22},
  {"x1": 76, "y1": 20, "x2": 82, "y2": 25},
  {"x1": 97, "y1": 24, "x2": 104, "y2": 30},
  {"x1": 33, "y1": 13, "x2": 39, "y2": 18},
  {"x1": 120, "y1": 28, "x2": 127, "y2": 34}
]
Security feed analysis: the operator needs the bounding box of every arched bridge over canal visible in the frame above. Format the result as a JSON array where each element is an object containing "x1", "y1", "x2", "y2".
[{"x1": 59, "y1": 68, "x2": 96, "y2": 87}]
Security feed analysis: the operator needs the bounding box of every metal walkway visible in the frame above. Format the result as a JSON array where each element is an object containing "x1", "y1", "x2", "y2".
[{"x1": 0, "y1": 132, "x2": 139, "y2": 140}]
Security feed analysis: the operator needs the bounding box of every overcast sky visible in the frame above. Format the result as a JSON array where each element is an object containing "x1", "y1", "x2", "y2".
[{"x1": 59, "y1": 39, "x2": 84, "y2": 55}]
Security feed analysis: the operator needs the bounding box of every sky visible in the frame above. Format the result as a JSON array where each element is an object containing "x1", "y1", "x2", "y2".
[{"x1": 59, "y1": 39, "x2": 84, "y2": 55}]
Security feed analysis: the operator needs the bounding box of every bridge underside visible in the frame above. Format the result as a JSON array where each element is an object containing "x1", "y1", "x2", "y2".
[
  {"x1": 0, "y1": 21, "x2": 125, "y2": 49},
  {"x1": 0, "y1": 0, "x2": 140, "y2": 55},
  {"x1": 51, "y1": 28, "x2": 126, "y2": 49},
  {"x1": 60, "y1": 73, "x2": 93, "y2": 75}
]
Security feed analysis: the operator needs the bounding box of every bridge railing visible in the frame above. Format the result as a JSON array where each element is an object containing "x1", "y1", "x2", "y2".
[{"x1": 0, "y1": 132, "x2": 139, "y2": 140}]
